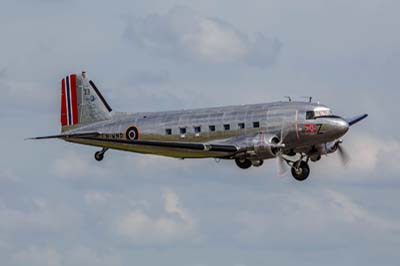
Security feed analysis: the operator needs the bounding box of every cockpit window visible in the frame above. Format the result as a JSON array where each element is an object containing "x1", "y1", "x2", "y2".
[
  {"x1": 307, "y1": 108, "x2": 333, "y2": 120},
  {"x1": 314, "y1": 109, "x2": 332, "y2": 117},
  {"x1": 306, "y1": 111, "x2": 315, "y2": 120}
]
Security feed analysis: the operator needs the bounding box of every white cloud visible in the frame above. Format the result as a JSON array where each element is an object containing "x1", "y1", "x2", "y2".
[
  {"x1": 314, "y1": 132, "x2": 400, "y2": 177},
  {"x1": 64, "y1": 247, "x2": 121, "y2": 266},
  {"x1": 84, "y1": 191, "x2": 112, "y2": 206},
  {"x1": 11, "y1": 247, "x2": 62, "y2": 266},
  {"x1": 0, "y1": 169, "x2": 19, "y2": 183},
  {"x1": 50, "y1": 151, "x2": 109, "y2": 180},
  {"x1": 0, "y1": 198, "x2": 81, "y2": 235},
  {"x1": 0, "y1": 78, "x2": 56, "y2": 112},
  {"x1": 114, "y1": 189, "x2": 195, "y2": 245},
  {"x1": 235, "y1": 189, "x2": 400, "y2": 243},
  {"x1": 10, "y1": 246, "x2": 121, "y2": 266},
  {"x1": 124, "y1": 6, "x2": 281, "y2": 68},
  {"x1": 345, "y1": 132, "x2": 400, "y2": 172}
]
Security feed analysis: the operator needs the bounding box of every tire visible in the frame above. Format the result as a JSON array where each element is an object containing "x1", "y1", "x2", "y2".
[
  {"x1": 94, "y1": 151, "x2": 104, "y2": 162},
  {"x1": 235, "y1": 158, "x2": 252, "y2": 169},
  {"x1": 291, "y1": 161, "x2": 310, "y2": 181}
]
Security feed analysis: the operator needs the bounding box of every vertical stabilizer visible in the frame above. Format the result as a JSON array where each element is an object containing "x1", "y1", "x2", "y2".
[{"x1": 60, "y1": 72, "x2": 112, "y2": 132}]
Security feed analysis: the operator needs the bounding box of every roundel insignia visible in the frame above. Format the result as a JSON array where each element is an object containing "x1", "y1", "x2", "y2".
[{"x1": 125, "y1": 126, "x2": 139, "y2": 140}]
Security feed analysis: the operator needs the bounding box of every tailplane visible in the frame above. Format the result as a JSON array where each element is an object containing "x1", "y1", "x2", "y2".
[{"x1": 61, "y1": 72, "x2": 112, "y2": 132}]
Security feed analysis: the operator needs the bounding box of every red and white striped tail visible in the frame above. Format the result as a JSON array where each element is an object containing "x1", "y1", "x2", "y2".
[
  {"x1": 61, "y1": 74, "x2": 79, "y2": 127},
  {"x1": 60, "y1": 72, "x2": 112, "y2": 132}
]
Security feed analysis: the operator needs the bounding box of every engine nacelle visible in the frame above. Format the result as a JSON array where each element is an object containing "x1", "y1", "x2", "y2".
[
  {"x1": 319, "y1": 141, "x2": 340, "y2": 155},
  {"x1": 248, "y1": 133, "x2": 281, "y2": 160}
]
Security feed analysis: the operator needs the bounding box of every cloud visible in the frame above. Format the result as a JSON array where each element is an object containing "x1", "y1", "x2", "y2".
[
  {"x1": 84, "y1": 191, "x2": 113, "y2": 206},
  {"x1": 50, "y1": 151, "x2": 109, "y2": 180},
  {"x1": 0, "y1": 77, "x2": 57, "y2": 113},
  {"x1": 127, "y1": 70, "x2": 170, "y2": 86},
  {"x1": 314, "y1": 132, "x2": 400, "y2": 178},
  {"x1": 124, "y1": 6, "x2": 282, "y2": 68},
  {"x1": 10, "y1": 246, "x2": 121, "y2": 266},
  {"x1": 0, "y1": 198, "x2": 81, "y2": 235},
  {"x1": 11, "y1": 247, "x2": 62, "y2": 266},
  {"x1": 113, "y1": 189, "x2": 195, "y2": 245},
  {"x1": 235, "y1": 189, "x2": 400, "y2": 245},
  {"x1": 0, "y1": 169, "x2": 19, "y2": 183},
  {"x1": 345, "y1": 132, "x2": 400, "y2": 172}
]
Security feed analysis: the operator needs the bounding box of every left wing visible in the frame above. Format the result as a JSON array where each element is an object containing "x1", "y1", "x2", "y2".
[{"x1": 80, "y1": 136, "x2": 241, "y2": 153}]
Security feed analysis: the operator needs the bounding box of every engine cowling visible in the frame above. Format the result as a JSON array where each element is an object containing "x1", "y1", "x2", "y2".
[
  {"x1": 310, "y1": 141, "x2": 340, "y2": 162},
  {"x1": 248, "y1": 133, "x2": 281, "y2": 160},
  {"x1": 319, "y1": 141, "x2": 340, "y2": 155}
]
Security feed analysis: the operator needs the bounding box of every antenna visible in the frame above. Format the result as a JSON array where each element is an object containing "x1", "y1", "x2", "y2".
[{"x1": 300, "y1": 96, "x2": 313, "y2": 103}]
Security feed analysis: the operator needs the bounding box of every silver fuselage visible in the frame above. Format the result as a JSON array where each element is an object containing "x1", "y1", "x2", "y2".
[{"x1": 66, "y1": 101, "x2": 349, "y2": 159}]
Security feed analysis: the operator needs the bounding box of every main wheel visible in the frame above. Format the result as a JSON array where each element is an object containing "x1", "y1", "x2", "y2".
[
  {"x1": 94, "y1": 151, "x2": 104, "y2": 162},
  {"x1": 235, "y1": 158, "x2": 252, "y2": 169},
  {"x1": 291, "y1": 160, "x2": 310, "y2": 181}
]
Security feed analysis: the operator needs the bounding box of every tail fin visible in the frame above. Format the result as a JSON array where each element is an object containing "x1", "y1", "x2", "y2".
[{"x1": 60, "y1": 72, "x2": 112, "y2": 132}]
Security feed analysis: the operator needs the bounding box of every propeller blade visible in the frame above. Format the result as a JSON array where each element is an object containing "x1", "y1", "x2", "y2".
[
  {"x1": 280, "y1": 120, "x2": 290, "y2": 143},
  {"x1": 337, "y1": 145, "x2": 350, "y2": 165},
  {"x1": 277, "y1": 155, "x2": 289, "y2": 176}
]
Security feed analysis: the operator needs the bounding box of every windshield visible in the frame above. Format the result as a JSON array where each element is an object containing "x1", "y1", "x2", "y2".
[{"x1": 306, "y1": 108, "x2": 333, "y2": 120}]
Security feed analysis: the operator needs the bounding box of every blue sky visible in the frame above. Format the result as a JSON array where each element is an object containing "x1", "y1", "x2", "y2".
[{"x1": 0, "y1": 0, "x2": 399, "y2": 265}]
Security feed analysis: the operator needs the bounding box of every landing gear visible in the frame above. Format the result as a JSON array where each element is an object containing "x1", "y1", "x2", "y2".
[
  {"x1": 94, "y1": 148, "x2": 108, "y2": 162},
  {"x1": 252, "y1": 160, "x2": 264, "y2": 167},
  {"x1": 279, "y1": 154, "x2": 311, "y2": 181},
  {"x1": 235, "y1": 158, "x2": 252, "y2": 169},
  {"x1": 291, "y1": 160, "x2": 310, "y2": 181}
]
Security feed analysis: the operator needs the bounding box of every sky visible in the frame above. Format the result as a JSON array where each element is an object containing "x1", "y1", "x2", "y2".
[{"x1": 1, "y1": 0, "x2": 400, "y2": 265}]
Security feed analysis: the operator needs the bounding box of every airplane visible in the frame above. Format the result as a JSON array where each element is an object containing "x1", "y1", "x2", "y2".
[{"x1": 32, "y1": 71, "x2": 368, "y2": 182}]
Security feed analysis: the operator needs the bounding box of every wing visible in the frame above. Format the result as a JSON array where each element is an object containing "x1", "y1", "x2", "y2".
[
  {"x1": 345, "y1": 114, "x2": 368, "y2": 126},
  {"x1": 80, "y1": 136, "x2": 240, "y2": 153},
  {"x1": 29, "y1": 132, "x2": 255, "y2": 158}
]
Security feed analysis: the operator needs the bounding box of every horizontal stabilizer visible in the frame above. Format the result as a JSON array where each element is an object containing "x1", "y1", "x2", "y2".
[
  {"x1": 27, "y1": 132, "x2": 100, "y2": 140},
  {"x1": 346, "y1": 114, "x2": 368, "y2": 126}
]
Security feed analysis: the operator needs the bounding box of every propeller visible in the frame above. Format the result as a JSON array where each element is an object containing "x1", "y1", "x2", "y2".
[
  {"x1": 337, "y1": 142, "x2": 350, "y2": 166},
  {"x1": 274, "y1": 121, "x2": 291, "y2": 176},
  {"x1": 276, "y1": 155, "x2": 289, "y2": 176}
]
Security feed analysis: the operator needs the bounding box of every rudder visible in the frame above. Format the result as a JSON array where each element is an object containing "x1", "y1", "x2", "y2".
[{"x1": 60, "y1": 72, "x2": 112, "y2": 132}]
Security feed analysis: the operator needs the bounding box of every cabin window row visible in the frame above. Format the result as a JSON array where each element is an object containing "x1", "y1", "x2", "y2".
[{"x1": 165, "y1": 122, "x2": 260, "y2": 135}]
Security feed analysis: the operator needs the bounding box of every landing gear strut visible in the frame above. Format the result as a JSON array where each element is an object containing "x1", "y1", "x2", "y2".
[
  {"x1": 280, "y1": 154, "x2": 311, "y2": 181},
  {"x1": 291, "y1": 160, "x2": 310, "y2": 181},
  {"x1": 94, "y1": 148, "x2": 108, "y2": 162}
]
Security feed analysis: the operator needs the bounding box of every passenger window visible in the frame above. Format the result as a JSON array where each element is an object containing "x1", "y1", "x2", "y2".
[
  {"x1": 209, "y1": 125, "x2": 216, "y2": 132},
  {"x1": 194, "y1": 126, "x2": 201, "y2": 133},
  {"x1": 180, "y1": 128, "x2": 187, "y2": 135},
  {"x1": 238, "y1": 123, "x2": 245, "y2": 129},
  {"x1": 224, "y1": 124, "x2": 230, "y2": 131},
  {"x1": 165, "y1": 128, "x2": 172, "y2": 135},
  {"x1": 306, "y1": 111, "x2": 315, "y2": 120},
  {"x1": 253, "y1": 121, "x2": 260, "y2": 128}
]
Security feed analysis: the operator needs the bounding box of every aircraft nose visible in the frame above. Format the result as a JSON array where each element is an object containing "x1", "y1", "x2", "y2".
[{"x1": 336, "y1": 118, "x2": 349, "y2": 136}]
